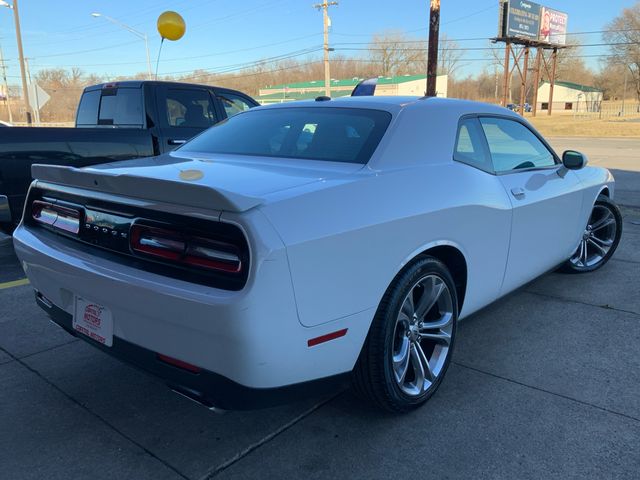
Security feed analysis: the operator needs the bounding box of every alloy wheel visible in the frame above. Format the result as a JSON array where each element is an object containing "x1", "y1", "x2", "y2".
[
  {"x1": 391, "y1": 274, "x2": 454, "y2": 397},
  {"x1": 569, "y1": 205, "x2": 617, "y2": 268}
]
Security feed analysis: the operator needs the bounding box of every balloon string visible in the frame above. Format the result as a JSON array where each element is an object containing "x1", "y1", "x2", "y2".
[{"x1": 155, "y1": 38, "x2": 165, "y2": 81}]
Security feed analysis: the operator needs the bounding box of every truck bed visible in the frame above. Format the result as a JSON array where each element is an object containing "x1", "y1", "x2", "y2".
[{"x1": 0, "y1": 127, "x2": 155, "y2": 227}]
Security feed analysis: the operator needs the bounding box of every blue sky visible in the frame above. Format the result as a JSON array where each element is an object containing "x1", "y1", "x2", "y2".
[{"x1": 0, "y1": 0, "x2": 637, "y2": 85}]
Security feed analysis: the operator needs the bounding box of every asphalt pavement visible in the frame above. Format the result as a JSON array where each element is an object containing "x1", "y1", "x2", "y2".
[{"x1": 1, "y1": 137, "x2": 639, "y2": 479}]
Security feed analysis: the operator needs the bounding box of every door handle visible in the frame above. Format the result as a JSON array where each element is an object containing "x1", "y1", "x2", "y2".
[
  {"x1": 510, "y1": 187, "x2": 525, "y2": 199},
  {"x1": 168, "y1": 139, "x2": 186, "y2": 145}
]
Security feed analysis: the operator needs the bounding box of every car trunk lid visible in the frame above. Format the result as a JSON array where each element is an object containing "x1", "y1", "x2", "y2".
[{"x1": 31, "y1": 153, "x2": 364, "y2": 213}]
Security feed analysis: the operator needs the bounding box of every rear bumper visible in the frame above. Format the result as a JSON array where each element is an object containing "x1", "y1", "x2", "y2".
[
  {"x1": 36, "y1": 292, "x2": 349, "y2": 410},
  {"x1": 0, "y1": 195, "x2": 11, "y2": 223},
  {"x1": 13, "y1": 220, "x2": 370, "y2": 393}
]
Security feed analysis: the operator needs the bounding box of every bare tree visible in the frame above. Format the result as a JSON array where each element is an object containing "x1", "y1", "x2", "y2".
[
  {"x1": 35, "y1": 68, "x2": 103, "y2": 122},
  {"x1": 437, "y1": 34, "x2": 464, "y2": 78},
  {"x1": 367, "y1": 30, "x2": 423, "y2": 76},
  {"x1": 604, "y1": 2, "x2": 640, "y2": 101}
]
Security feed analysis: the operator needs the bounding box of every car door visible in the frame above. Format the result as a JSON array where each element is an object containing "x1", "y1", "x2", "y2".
[
  {"x1": 452, "y1": 117, "x2": 513, "y2": 308},
  {"x1": 479, "y1": 116, "x2": 583, "y2": 293},
  {"x1": 156, "y1": 86, "x2": 220, "y2": 152}
]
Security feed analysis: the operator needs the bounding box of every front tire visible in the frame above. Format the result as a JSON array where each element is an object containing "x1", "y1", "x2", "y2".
[
  {"x1": 352, "y1": 256, "x2": 458, "y2": 413},
  {"x1": 561, "y1": 195, "x2": 622, "y2": 273}
]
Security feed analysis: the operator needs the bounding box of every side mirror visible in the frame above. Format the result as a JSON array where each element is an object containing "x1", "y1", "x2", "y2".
[{"x1": 562, "y1": 150, "x2": 587, "y2": 170}]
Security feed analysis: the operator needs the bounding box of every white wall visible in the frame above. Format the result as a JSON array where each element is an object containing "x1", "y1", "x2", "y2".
[{"x1": 537, "y1": 83, "x2": 602, "y2": 112}]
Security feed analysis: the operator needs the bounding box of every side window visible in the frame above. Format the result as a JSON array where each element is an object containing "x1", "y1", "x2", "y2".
[
  {"x1": 76, "y1": 90, "x2": 101, "y2": 126},
  {"x1": 479, "y1": 117, "x2": 556, "y2": 173},
  {"x1": 218, "y1": 92, "x2": 254, "y2": 118},
  {"x1": 165, "y1": 89, "x2": 217, "y2": 128},
  {"x1": 454, "y1": 118, "x2": 492, "y2": 173}
]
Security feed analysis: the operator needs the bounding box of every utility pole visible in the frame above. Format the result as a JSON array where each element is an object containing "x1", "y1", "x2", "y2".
[
  {"x1": 0, "y1": 43, "x2": 13, "y2": 123},
  {"x1": 8, "y1": 0, "x2": 31, "y2": 124},
  {"x1": 313, "y1": 1, "x2": 338, "y2": 97},
  {"x1": 426, "y1": 0, "x2": 440, "y2": 97}
]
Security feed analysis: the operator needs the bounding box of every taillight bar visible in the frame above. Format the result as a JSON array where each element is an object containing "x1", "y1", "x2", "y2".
[
  {"x1": 130, "y1": 223, "x2": 242, "y2": 274},
  {"x1": 32, "y1": 200, "x2": 82, "y2": 234}
]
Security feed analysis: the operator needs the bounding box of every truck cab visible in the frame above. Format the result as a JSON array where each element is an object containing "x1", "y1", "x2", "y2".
[{"x1": 0, "y1": 81, "x2": 259, "y2": 232}]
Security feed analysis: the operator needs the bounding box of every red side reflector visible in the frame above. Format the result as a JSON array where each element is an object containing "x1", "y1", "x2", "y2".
[
  {"x1": 157, "y1": 353, "x2": 202, "y2": 373},
  {"x1": 307, "y1": 328, "x2": 348, "y2": 347}
]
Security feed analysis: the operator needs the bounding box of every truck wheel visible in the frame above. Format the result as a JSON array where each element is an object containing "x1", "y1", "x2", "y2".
[{"x1": 352, "y1": 256, "x2": 457, "y2": 413}]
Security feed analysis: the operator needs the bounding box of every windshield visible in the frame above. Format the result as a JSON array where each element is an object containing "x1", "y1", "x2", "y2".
[{"x1": 180, "y1": 107, "x2": 392, "y2": 164}]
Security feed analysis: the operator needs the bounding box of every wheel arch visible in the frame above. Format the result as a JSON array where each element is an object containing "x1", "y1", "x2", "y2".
[
  {"x1": 394, "y1": 242, "x2": 468, "y2": 315},
  {"x1": 599, "y1": 186, "x2": 610, "y2": 198},
  {"x1": 417, "y1": 245, "x2": 468, "y2": 314}
]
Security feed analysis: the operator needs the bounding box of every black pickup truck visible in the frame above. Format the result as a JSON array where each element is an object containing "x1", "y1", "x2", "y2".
[{"x1": 0, "y1": 80, "x2": 259, "y2": 231}]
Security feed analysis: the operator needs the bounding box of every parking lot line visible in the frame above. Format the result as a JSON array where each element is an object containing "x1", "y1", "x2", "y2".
[{"x1": 0, "y1": 278, "x2": 29, "y2": 290}]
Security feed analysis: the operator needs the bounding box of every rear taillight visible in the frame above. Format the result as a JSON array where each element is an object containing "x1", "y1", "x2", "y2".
[
  {"x1": 130, "y1": 223, "x2": 242, "y2": 274},
  {"x1": 32, "y1": 200, "x2": 82, "y2": 234}
]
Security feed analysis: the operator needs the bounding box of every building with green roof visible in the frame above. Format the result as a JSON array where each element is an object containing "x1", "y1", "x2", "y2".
[
  {"x1": 537, "y1": 80, "x2": 603, "y2": 113},
  {"x1": 257, "y1": 74, "x2": 448, "y2": 104}
]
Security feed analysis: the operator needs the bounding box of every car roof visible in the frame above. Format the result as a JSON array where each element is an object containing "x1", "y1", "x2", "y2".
[
  {"x1": 257, "y1": 95, "x2": 514, "y2": 117},
  {"x1": 83, "y1": 81, "x2": 250, "y2": 96}
]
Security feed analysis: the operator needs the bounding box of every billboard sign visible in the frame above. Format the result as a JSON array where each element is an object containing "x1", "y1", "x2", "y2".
[
  {"x1": 538, "y1": 6, "x2": 568, "y2": 45},
  {"x1": 506, "y1": 0, "x2": 542, "y2": 40}
]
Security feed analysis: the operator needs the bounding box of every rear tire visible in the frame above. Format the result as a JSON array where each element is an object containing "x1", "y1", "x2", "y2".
[
  {"x1": 352, "y1": 256, "x2": 458, "y2": 413},
  {"x1": 560, "y1": 195, "x2": 622, "y2": 274}
]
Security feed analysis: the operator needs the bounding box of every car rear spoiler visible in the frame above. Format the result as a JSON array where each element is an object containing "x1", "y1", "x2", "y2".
[
  {"x1": 351, "y1": 78, "x2": 378, "y2": 96},
  {"x1": 31, "y1": 164, "x2": 263, "y2": 213}
]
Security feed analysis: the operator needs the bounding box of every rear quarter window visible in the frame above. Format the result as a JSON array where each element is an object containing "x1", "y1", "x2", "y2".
[{"x1": 76, "y1": 90, "x2": 101, "y2": 126}]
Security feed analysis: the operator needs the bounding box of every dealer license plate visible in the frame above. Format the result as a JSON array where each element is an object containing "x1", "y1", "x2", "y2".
[{"x1": 73, "y1": 296, "x2": 113, "y2": 347}]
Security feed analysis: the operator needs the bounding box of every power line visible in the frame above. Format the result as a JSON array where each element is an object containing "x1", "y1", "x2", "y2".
[
  {"x1": 28, "y1": 34, "x2": 324, "y2": 68},
  {"x1": 157, "y1": 46, "x2": 324, "y2": 77},
  {"x1": 336, "y1": 41, "x2": 640, "y2": 53}
]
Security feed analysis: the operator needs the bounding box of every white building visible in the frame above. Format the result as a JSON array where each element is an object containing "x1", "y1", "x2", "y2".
[
  {"x1": 258, "y1": 74, "x2": 448, "y2": 104},
  {"x1": 537, "y1": 81, "x2": 603, "y2": 113}
]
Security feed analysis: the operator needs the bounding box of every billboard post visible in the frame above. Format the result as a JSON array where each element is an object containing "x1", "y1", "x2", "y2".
[
  {"x1": 494, "y1": 1, "x2": 568, "y2": 115},
  {"x1": 519, "y1": 47, "x2": 530, "y2": 116},
  {"x1": 548, "y1": 47, "x2": 558, "y2": 116},
  {"x1": 501, "y1": 42, "x2": 511, "y2": 107},
  {"x1": 531, "y1": 48, "x2": 542, "y2": 116}
]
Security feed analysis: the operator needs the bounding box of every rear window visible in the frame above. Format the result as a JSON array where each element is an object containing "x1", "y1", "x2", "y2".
[
  {"x1": 98, "y1": 88, "x2": 144, "y2": 127},
  {"x1": 180, "y1": 107, "x2": 392, "y2": 164}
]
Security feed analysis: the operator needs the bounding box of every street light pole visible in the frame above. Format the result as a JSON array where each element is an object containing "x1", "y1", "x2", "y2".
[
  {"x1": 91, "y1": 13, "x2": 153, "y2": 79},
  {"x1": 1, "y1": 0, "x2": 31, "y2": 124}
]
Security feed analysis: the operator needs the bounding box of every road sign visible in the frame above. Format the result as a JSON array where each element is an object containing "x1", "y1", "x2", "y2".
[{"x1": 28, "y1": 83, "x2": 50, "y2": 112}]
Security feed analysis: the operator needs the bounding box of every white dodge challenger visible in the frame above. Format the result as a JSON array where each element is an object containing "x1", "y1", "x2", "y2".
[{"x1": 13, "y1": 96, "x2": 622, "y2": 412}]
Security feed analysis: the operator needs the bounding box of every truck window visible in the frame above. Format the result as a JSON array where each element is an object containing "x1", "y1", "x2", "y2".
[
  {"x1": 76, "y1": 90, "x2": 101, "y2": 126},
  {"x1": 98, "y1": 88, "x2": 144, "y2": 127},
  {"x1": 218, "y1": 92, "x2": 253, "y2": 118},
  {"x1": 165, "y1": 89, "x2": 217, "y2": 128}
]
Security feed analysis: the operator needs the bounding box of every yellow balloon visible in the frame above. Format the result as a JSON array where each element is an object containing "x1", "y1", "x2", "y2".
[{"x1": 157, "y1": 11, "x2": 186, "y2": 41}]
